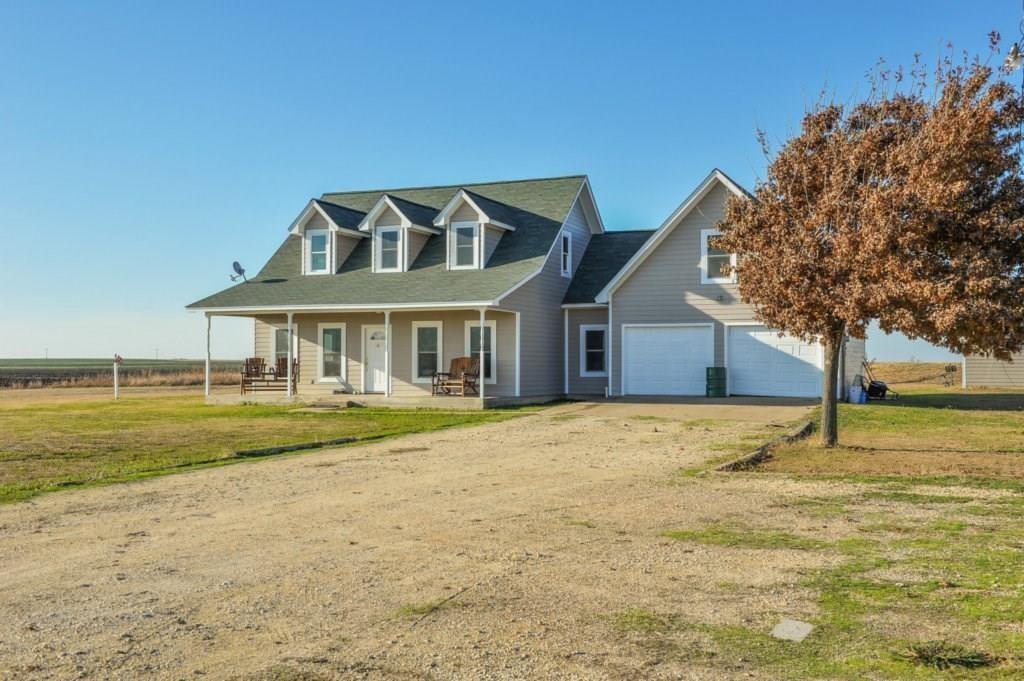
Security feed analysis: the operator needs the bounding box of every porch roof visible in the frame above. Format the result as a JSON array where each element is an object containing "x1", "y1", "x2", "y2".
[{"x1": 187, "y1": 176, "x2": 585, "y2": 310}]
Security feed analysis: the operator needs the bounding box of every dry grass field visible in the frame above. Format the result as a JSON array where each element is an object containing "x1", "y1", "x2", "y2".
[
  {"x1": 867, "y1": 360, "x2": 961, "y2": 386},
  {"x1": 0, "y1": 358, "x2": 239, "y2": 388}
]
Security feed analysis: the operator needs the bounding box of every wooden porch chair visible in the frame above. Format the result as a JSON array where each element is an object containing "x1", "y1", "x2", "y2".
[
  {"x1": 274, "y1": 356, "x2": 299, "y2": 393},
  {"x1": 241, "y1": 357, "x2": 266, "y2": 395},
  {"x1": 432, "y1": 356, "x2": 480, "y2": 397}
]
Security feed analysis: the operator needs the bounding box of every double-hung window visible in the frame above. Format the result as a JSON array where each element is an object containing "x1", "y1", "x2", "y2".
[
  {"x1": 465, "y1": 320, "x2": 496, "y2": 383},
  {"x1": 700, "y1": 228, "x2": 736, "y2": 284},
  {"x1": 412, "y1": 321, "x2": 443, "y2": 383},
  {"x1": 560, "y1": 232, "x2": 572, "y2": 278},
  {"x1": 306, "y1": 229, "x2": 329, "y2": 274},
  {"x1": 273, "y1": 327, "x2": 294, "y2": 364},
  {"x1": 377, "y1": 227, "x2": 401, "y2": 272},
  {"x1": 579, "y1": 324, "x2": 608, "y2": 377},
  {"x1": 317, "y1": 323, "x2": 346, "y2": 382},
  {"x1": 451, "y1": 222, "x2": 478, "y2": 269}
]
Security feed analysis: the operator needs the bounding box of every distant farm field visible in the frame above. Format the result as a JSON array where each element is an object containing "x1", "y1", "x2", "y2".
[{"x1": 0, "y1": 358, "x2": 240, "y2": 389}]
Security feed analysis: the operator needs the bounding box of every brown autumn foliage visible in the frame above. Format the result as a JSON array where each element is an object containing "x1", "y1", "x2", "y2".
[{"x1": 716, "y1": 45, "x2": 1024, "y2": 445}]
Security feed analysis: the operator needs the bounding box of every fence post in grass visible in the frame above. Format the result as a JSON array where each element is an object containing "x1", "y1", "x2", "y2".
[{"x1": 113, "y1": 354, "x2": 123, "y2": 399}]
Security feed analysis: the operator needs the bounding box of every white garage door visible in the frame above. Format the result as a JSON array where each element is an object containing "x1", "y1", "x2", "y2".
[
  {"x1": 623, "y1": 325, "x2": 714, "y2": 396},
  {"x1": 727, "y1": 326, "x2": 822, "y2": 398}
]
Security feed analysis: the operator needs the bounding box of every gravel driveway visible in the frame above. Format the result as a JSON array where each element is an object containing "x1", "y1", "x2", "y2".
[{"x1": 0, "y1": 400, "x2": 813, "y2": 680}]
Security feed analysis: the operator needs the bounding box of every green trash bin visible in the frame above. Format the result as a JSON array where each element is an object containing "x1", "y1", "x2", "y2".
[{"x1": 706, "y1": 367, "x2": 727, "y2": 397}]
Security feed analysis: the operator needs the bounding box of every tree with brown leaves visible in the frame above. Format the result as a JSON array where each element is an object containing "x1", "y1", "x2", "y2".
[{"x1": 716, "y1": 46, "x2": 1024, "y2": 446}]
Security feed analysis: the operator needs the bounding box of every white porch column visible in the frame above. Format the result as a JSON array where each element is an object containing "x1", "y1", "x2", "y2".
[
  {"x1": 384, "y1": 310, "x2": 391, "y2": 397},
  {"x1": 204, "y1": 313, "x2": 211, "y2": 398},
  {"x1": 286, "y1": 311, "x2": 294, "y2": 398},
  {"x1": 514, "y1": 311, "x2": 521, "y2": 398},
  {"x1": 479, "y1": 307, "x2": 486, "y2": 401}
]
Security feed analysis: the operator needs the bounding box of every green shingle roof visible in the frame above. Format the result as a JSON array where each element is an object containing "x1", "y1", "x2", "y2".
[
  {"x1": 562, "y1": 230, "x2": 654, "y2": 304},
  {"x1": 187, "y1": 175, "x2": 587, "y2": 309}
]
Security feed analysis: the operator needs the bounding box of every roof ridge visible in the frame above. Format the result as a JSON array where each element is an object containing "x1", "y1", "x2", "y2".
[{"x1": 321, "y1": 174, "x2": 586, "y2": 198}]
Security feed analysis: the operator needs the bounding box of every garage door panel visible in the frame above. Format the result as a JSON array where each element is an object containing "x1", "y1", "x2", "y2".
[
  {"x1": 728, "y1": 326, "x2": 822, "y2": 398},
  {"x1": 623, "y1": 325, "x2": 713, "y2": 396}
]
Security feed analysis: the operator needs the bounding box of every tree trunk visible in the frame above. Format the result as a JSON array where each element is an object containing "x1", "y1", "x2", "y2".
[{"x1": 820, "y1": 332, "x2": 844, "y2": 447}]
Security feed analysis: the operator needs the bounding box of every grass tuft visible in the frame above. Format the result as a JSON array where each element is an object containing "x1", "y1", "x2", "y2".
[
  {"x1": 895, "y1": 641, "x2": 997, "y2": 670},
  {"x1": 609, "y1": 608, "x2": 673, "y2": 633}
]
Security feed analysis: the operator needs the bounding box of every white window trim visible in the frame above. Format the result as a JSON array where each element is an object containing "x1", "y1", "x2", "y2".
[
  {"x1": 700, "y1": 228, "x2": 737, "y2": 284},
  {"x1": 560, "y1": 231, "x2": 573, "y2": 278},
  {"x1": 579, "y1": 324, "x2": 608, "y2": 377},
  {"x1": 464, "y1": 319, "x2": 497, "y2": 384},
  {"x1": 411, "y1": 321, "x2": 444, "y2": 384},
  {"x1": 305, "y1": 228, "x2": 331, "y2": 275},
  {"x1": 269, "y1": 323, "x2": 298, "y2": 362},
  {"x1": 375, "y1": 226, "x2": 403, "y2": 273},
  {"x1": 449, "y1": 221, "x2": 480, "y2": 270},
  {"x1": 316, "y1": 322, "x2": 347, "y2": 383}
]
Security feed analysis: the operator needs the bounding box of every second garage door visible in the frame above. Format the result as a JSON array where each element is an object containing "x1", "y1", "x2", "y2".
[
  {"x1": 727, "y1": 326, "x2": 822, "y2": 398},
  {"x1": 623, "y1": 325, "x2": 714, "y2": 395}
]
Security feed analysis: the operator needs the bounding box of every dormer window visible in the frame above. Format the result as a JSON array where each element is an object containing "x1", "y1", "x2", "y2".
[
  {"x1": 451, "y1": 222, "x2": 479, "y2": 269},
  {"x1": 434, "y1": 189, "x2": 517, "y2": 271},
  {"x1": 306, "y1": 229, "x2": 329, "y2": 274},
  {"x1": 376, "y1": 227, "x2": 402, "y2": 272},
  {"x1": 288, "y1": 199, "x2": 367, "y2": 276}
]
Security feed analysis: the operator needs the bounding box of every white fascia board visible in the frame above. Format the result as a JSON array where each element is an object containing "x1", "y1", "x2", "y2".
[
  {"x1": 358, "y1": 195, "x2": 440, "y2": 234},
  {"x1": 561, "y1": 303, "x2": 608, "y2": 309},
  {"x1": 431, "y1": 189, "x2": 516, "y2": 231},
  {"x1": 189, "y1": 301, "x2": 498, "y2": 314},
  {"x1": 433, "y1": 189, "x2": 479, "y2": 226},
  {"x1": 594, "y1": 169, "x2": 748, "y2": 303},
  {"x1": 579, "y1": 177, "x2": 606, "y2": 234},
  {"x1": 288, "y1": 200, "x2": 366, "y2": 238}
]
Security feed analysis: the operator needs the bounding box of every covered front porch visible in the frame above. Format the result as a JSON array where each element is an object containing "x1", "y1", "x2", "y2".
[{"x1": 200, "y1": 305, "x2": 523, "y2": 408}]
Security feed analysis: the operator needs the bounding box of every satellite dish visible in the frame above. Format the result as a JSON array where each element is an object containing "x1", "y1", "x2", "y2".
[{"x1": 230, "y1": 261, "x2": 247, "y2": 282}]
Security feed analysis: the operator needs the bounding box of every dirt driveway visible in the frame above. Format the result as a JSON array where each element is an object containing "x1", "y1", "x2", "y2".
[{"x1": 0, "y1": 400, "x2": 812, "y2": 680}]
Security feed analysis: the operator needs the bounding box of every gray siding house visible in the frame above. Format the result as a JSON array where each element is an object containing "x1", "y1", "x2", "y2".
[
  {"x1": 188, "y1": 170, "x2": 864, "y2": 404},
  {"x1": 963, "y1": 355, "x2": 1024, "y2": 388}
]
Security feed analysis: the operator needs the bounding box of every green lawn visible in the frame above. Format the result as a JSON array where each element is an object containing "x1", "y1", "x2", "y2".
[
  {"x1": 683, "y1": 386, "x2": 1024, "y2": 678},
  {"x1": 763, "y1": 386, "x2": 1024, "y2": 482},
  {"x1": 0, "y1": 394, "x2": 518, "y2": 503}
]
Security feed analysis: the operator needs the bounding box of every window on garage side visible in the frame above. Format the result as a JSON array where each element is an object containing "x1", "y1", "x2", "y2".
[
  {"x1": 579, "y1": 324, "x2": 608, "y2": 377},
  {"x1": 700, "y1": 228, "x2": 736, "y2": 284}
]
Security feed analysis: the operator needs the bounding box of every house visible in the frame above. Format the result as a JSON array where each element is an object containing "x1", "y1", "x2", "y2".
[
  {"x1": 187, "y1": 170, "x2": 865, "y2": 405},
  {"x1": 962, "y1": 355, "x2": 1024, "y2": 388}
]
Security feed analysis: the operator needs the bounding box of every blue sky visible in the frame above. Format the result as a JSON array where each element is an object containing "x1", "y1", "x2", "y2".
[{"x1": 0, "y1": 1, "x2": 1012, "y2": 360}]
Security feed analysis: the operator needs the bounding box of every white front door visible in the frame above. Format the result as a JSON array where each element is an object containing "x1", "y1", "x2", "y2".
[
  {"x1": 363, "y1": 325, "x2": 388, "y2": 393},
  {"x1": 622, "y1": 324, "x2": 714, "y2": 396},
  {"x1": 727, "y1": 325, "x2": 823, "y2": 398}
]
